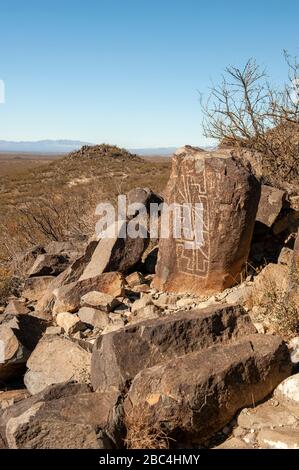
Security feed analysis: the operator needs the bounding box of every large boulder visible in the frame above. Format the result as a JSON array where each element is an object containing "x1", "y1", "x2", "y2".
[
  {"x1": 0, "y1": 324, "x2": 30, "y2": 382},
  {"x1": 24, "y1": 336, "x2": 91, "y2": 394},
  {"x1": 91, "y1": 304, "x2": 256, "y2": 392},
  {"x1": 4, "y1": 300, "x2": 29, "y2": 316},
  {"x1": 53, "y1": 272, "x2": 125, "y2": 314},
  {"x1": 127, "y1": 187, "x2": 163, "y2": 217},
  {"x1": 0, "y1": 382, "x2": 122, "y2": 449},
  {"x1": 80, "y1": 219, "x2": 149, "y2": 281},
  {"x1": 0, "y1": 315, "x2": 48, "y2": 383},
  {"x1": 125, "y1": 334, "x2": 291, "y2": 445},
  {"x1": 28, "y1": 254, "x2": 70, "y2": 278},
  {"x1": 153, "y1": 146, "x2": 260, "y2": 295},
  {"x1": 23, "y1": 276, "x2": 55, "y2": 302},
  {"x1": 256, "y1": 185, "x2": 286, "y2": 228}
]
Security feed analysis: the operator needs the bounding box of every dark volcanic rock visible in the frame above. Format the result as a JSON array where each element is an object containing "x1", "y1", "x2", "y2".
[
  {"x1": 91, "y1": 304, "x2": 256, "y2": 392},
  {"x1": 125, "y1": 334, "x2": 292, "y2": 445},
  {"x1": 153, "y1": 146, "x2": 261, "y2": 295}
]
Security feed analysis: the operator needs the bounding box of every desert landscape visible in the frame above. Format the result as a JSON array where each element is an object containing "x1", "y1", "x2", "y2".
[{"x1": 0, "y1": 0, "x2": 298, "y2": 459}]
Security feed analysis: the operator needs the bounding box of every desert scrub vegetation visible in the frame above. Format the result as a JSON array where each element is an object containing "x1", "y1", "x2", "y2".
[
  {"x1": 124, "y1": 404, "x2": 172, "y2": 449},
  {"x1": 251, "y1": 274, "x2": 299, "y2": 340},
  {"x1": 0, "y1": 267, "x2": 22, "y2": 305},
  {"x1": 201, "y1": 52, "x2": 299, "y2": 190},
  {"x1": 0, "y1": 144, "x2": 170, "y2": 303}
]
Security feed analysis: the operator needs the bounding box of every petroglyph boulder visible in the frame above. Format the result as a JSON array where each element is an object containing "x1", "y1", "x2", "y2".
[{"x1": 153, "y1": 146, "x2": 260, "y2": 295}]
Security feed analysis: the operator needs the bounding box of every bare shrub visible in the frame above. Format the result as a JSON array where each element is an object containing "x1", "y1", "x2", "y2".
[
  {"x1": 252, "y1": 275, "x2": 299, "y2": 339},
  {"x1": 124, "y1": 404, "x2": 172, "y2": 450},
  {"x1": 0, "y1": 267, "x2": 22, "y2": 306},
  {"x1": 201, "y1": 52, "x2": 299, "y2": 189}
]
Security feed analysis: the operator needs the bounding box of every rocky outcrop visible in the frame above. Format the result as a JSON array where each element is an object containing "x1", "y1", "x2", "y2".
[
  {"x1": 153, "y1": 146, "x2": 260, "y2": 295},
  {"x1": 24, "y1": 336, "x2": 91, "y2": 394},
  {"x1": 91, "y1": 304, "x2": 256, "y2": 391},
  {"x1": 0, "y1": 315, "x2": 48, "y2": 382},
  {"x1": 53, "y1": 272, "x2": 125, "y2": 314},
  {"x1": 256, "y1": 185, "x2": 286, "y2": 228},
  {"x1": 80, "y1": 221, "x2": 148, "y2": 281},
  {"x1": 28, "y1": 254, "x2": 70, "y2": 278},
  {"x1": 0, "y1": 382, "x2": 122, "y2": 449},
  {"x1": 125, "y1": 334, "x2": 291, "y2": 445}
]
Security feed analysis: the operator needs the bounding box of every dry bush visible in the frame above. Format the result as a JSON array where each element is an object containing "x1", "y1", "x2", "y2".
[
  {"x1": 201, "y1": 52, "x2": 299, "y2": 189},
  {"x1": 0, "y1": 267, "x2": 22, "y2": 306},
  {"x1": 124, "y1": 404, "x2": 172, "y2": 450},
  {"x1": 252, "y1": 276, "x2": 299, "y2": 340}
]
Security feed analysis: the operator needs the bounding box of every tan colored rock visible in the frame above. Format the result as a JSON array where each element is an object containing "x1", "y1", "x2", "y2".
[
  {"x1": 4, "y1": 300, "x2": 29, "y2": 316},
  {"x1": 214, "y1": 437, "x2": 252, "y2": 449},
  {"x1": 81, "y1": 291, "x2": 120, "y2": 312},
  {"x1": 131, "y1": 293, "x2": 153, "y2": 314},
  {"x1": 252, "y1": 263, "x2": 289, "y2": 303},
  {"x1": 129, "y1": 304, "x2": 160, "y2": 325},
  {"x1": 78, "y1": 307, "x2": 110, "y2": 330},
  {"x1": 153, "y1": 146, "x2": 260, "y2": 295},
  {"x1": 0, "y1": 382, "x2": 121, "y2": 449},
  {"x1": 237, "y1": 401, "x2": 298, "y2": 430},
  {"x1": 256, "y1": 185, "x2": 286, "y2": 227},
  {"x1": 0, "y1": 315, "x2": 47, "y2": 383},
  {"x1": 176, "y1": 297, "x2": 195, "y2": 308},
  {"x1": 125, "y1": 272, "x2": 145, "y2": 288},
  {"x1": 274, "y1": 373, "x2": 299, "y2": 417},
  {"x1": 56, "y1": 312, "x2": 84, "y2": 335},
  {"x1": 80, "y1": 220, "x2": 148, "y2": 281},
  {"x1": 257, "y1": 428, "x2": 299, "y2": 449},
  {"x1": 223, "y1": 284, "x2": 253, "y2": 305},
  {"x1": 125, "y1": 334, "x2": 291, "y2": 444},
  {"x1": 28, "y1": 254, "x2": 70, "y2": 278},
  {"x1": 278, "y1": 247, "x2": 294, "y2": 266},
  {"x1": 53, "y1": 272, "x2": 125, "y2": 314},
  {"x1": 44, "y1": 326, "x2": 63, "y2": 336},
  {"x1": 0, "y1": 325, "x2": 29, "y2": 382},
  {"x1": 0, "y1": 390, "x2": 30, "y2": 411},
  {"x1": 24, "y1": 336, "x2": 91, "y2": 394},
  {"x1": 23, "y1": 276, "x2": 55, "y2": 302}
]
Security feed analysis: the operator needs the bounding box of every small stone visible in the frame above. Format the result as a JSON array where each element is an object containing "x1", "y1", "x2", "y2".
[
  {"x1": 129, "y1": 304, "x2": 160, "y2": 324},
  {"x1": 176, "y1": 297, "x2": 194, "y2": 308},
  {"x1": 4, "y1": 300, "x2": 30, "y2": 316},
  {"x1": 131, "y1": 294, "x2": 153, "y2": 314},
  {"x1": 125, "y1": 272, "x2": 145, "y2": 288},
  {"x1": 258, "y1": 428, "x2": 299, "y2": 449},
  {"x1": 78, "y1": 307, "x2": 110, "y2": 330},
  {"x1": 44, "y1": 326, "x2": 63, "y2": 336},
  {"x1": 56, "y1": 312, "x2": 85, "y2": 335},
  {"x1": 80, "y1": 291, "x2": 120, "y2": 312},
  {"x1": 274, "y1": 373, "x2": 299, "y2": 417}
]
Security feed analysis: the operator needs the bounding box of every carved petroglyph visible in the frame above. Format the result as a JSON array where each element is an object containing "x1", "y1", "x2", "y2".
[{"x1": 173, "y1": 158, "x2": 210, "y2": 279}]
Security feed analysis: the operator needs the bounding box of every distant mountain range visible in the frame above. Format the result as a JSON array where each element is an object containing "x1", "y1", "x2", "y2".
[
  {"x1": 0, "y1": 140, "x2": 92, "y2": 153},
  {"x1": 0, "y1": 140, "x2": 214, "y2": 155},
  {"x1": 0, "y1": 140, "x2": 179, "y2": 156}
]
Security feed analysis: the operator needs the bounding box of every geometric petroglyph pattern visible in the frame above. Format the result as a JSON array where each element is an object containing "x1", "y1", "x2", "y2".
[{"x1": 174, "y1": 160, "x2": 210, "y2": 278}]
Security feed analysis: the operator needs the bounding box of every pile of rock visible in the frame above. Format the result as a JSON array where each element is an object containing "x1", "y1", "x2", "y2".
[{"x1": 1, "y1": 145, "x2": 299, "y2": 449}]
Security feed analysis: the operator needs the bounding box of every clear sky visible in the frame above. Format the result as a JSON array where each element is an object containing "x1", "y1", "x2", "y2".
[{"x1": 0, "y1": 0, "x2": 298, "y2": 148}]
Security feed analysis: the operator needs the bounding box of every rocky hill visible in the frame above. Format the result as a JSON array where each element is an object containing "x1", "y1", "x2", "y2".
[{"x1": 0, "y1": 145, "x2": 299, "y2": 449}]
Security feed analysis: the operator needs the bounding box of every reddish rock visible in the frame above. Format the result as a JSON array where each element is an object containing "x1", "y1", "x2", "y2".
[
  {"x1": 91, "y1": 304, "x2": 256, "y2": 392},
  {"x1": 125, "y1": 334, "x2": 291, "y2": 445},
  {"x1": 153, "y1": 146, "x2": 260, "y2": 295},
  {"x1": 53, "y1": 272, "x2": 125, "y2": 314},
  {"x1": 256, "y1": 185, "x2": 286, "y2": 227}
]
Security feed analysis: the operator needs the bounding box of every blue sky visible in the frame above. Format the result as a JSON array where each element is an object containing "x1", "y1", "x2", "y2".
[{"x1": 0, "y1": 0, "x2": 298, "y2": 147}]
